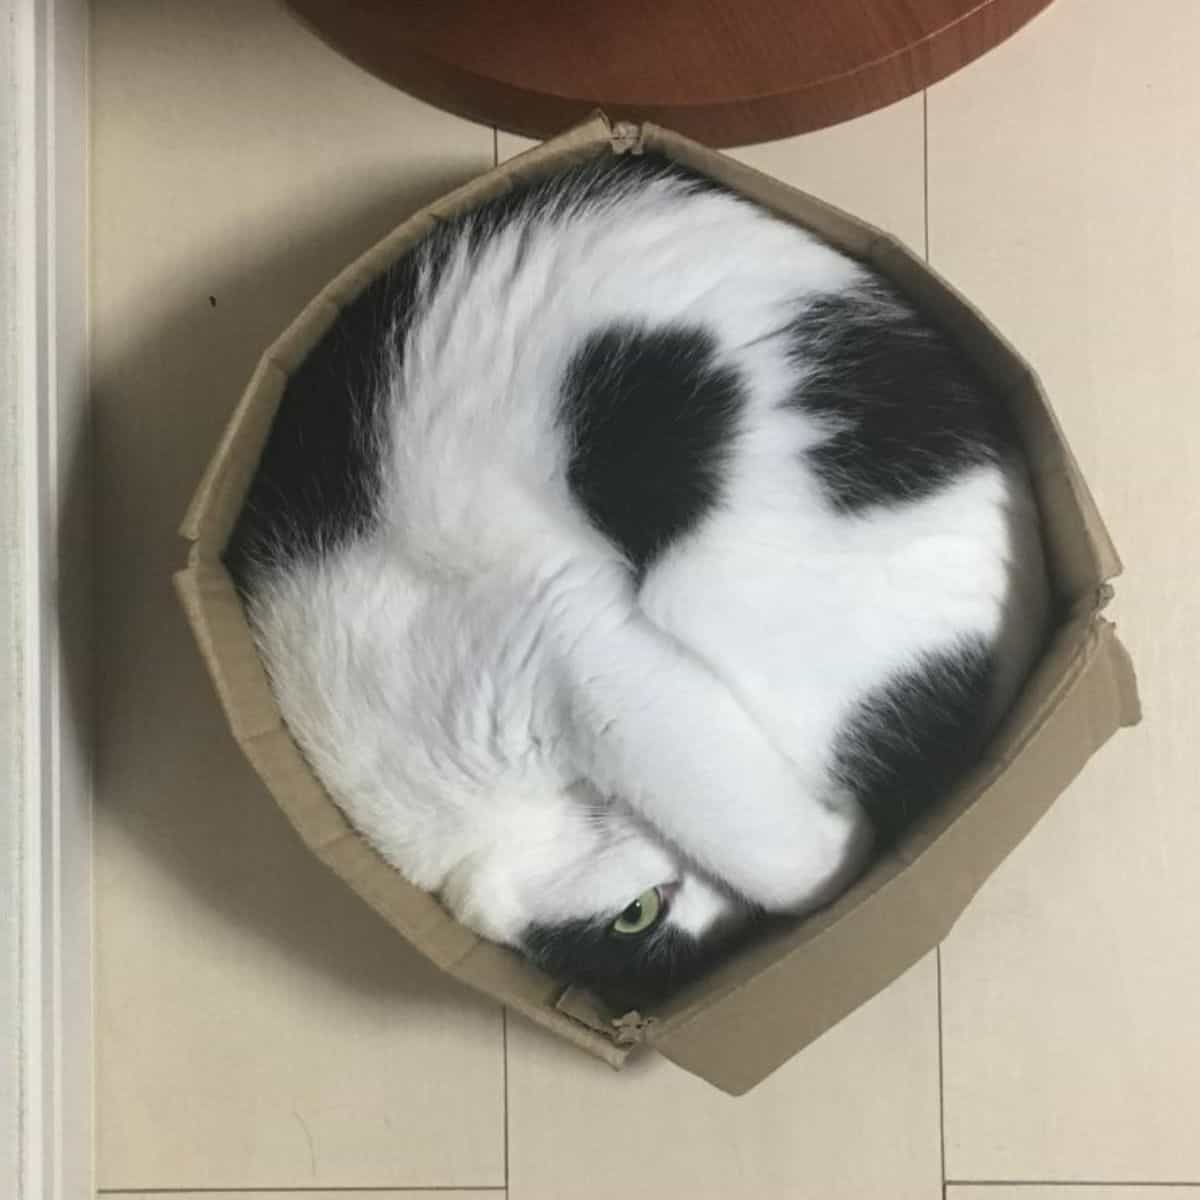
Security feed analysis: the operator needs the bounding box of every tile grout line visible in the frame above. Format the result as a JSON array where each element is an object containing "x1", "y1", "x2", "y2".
[
  {"x1": 937, "y1": 947, "x2": 948, "y2": 1198},
  {"x1": 944, "y1": 1183, "x2": 1200, "y2": 1190},
  {"x1": 97, "y1": 1189, "x2": 508, "y2": 1195},
  {"x1": 502, "y1": 1006, "x2": 510, "y2": 1195}
]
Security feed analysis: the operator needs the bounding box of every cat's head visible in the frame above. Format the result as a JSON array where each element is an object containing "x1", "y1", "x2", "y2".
[{"x1": 437, "y1": 782, "x2": 761, "y2": 1009}]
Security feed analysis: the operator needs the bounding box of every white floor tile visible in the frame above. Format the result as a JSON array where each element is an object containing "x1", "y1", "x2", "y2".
[
  {"x1": 93, "y1": 1, "x2": 502, "y2": 1188},
  {"x1": 506, "y1": 956, "x2": 942, "y2": 1200},
  {"x1": 929, "y1": 0, "x2": 1200, "y2": 1182}
]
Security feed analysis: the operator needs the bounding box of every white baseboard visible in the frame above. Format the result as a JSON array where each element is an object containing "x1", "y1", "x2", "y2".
[{"x1": 1, "y1": 1, "x2": 92, "y2": 1198}]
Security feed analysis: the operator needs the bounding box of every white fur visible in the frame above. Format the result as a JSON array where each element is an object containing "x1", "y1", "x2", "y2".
[{"x1": 246, "y1": 171, "x2": 1049, "y2": 949}]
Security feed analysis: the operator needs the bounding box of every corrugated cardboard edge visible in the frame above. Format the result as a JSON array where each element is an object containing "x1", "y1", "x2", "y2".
[{"x1": 175, "y1": 112, "x2": 1139, "y2": 1094}]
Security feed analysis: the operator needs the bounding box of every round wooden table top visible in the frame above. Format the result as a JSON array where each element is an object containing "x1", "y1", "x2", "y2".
[{"x1": 285, "y1": 0, "x2": 1054, "y2": 147}]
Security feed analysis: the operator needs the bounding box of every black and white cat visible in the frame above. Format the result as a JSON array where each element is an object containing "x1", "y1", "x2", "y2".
[{"x1": 226, "y1": 154, "x2": 1049, "y2": 1008}]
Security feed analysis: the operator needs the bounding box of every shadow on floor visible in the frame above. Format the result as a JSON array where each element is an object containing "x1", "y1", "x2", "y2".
[{"x1": 74, "y1": 167, "x2": 503, "y2": 1017}]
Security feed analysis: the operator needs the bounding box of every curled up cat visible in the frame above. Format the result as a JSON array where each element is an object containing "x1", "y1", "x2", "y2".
[{"x1": 225, "y1": 154, "x2": 1050, "y2": 1010}]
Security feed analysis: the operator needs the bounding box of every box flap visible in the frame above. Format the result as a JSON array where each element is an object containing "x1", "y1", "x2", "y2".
[{"x1": 650, "y1": 616, "x2": 1138, "y2": 1095}]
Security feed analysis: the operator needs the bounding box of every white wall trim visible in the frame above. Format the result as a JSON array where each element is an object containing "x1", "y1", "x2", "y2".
[{"x1": 1, "y1": 2, "x2": 92, "y2": 1198}]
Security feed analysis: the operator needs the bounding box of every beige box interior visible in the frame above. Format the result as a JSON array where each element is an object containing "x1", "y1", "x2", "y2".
[{"x1": 175, "y1": 112, "x2": 1140, "y2": 1096}]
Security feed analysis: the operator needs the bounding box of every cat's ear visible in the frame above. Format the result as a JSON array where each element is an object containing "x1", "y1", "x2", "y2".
[{"x1": 557, "y1": 606, "x2": 868, "y2": 913}]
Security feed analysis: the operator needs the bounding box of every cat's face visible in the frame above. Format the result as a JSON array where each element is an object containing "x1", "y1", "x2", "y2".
[
  {"x1": 437, "y1": 783, "x2": 761, "y2": 1008},
  {"x1": 521, "y1": 868, "x2": 761, "y2": 1010}
]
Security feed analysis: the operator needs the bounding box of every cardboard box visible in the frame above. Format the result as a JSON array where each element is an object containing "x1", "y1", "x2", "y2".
[{"x1": 176, "y1": 112, "x2": 1139, "y2": 1096}]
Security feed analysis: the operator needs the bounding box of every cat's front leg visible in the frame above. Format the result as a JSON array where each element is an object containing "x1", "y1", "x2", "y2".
[{"x1": 552, "y1": 574, "x2": 872, "y2": 912}]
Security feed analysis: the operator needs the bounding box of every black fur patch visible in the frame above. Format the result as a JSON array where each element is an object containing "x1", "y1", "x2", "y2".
[
  {"x1": 224, "y1": 234, "x2": 452, "y2": 589},
  {"x1": 561, "y1": 325, "x2": 744, "y2": 573},
  {"x1": 523, "y1": 909, "x2": 759, "y2": 1011},
  {"x1": 787, "y1": 285, "x2": 1015, "y2": 511},
  {"x1": 834, "y1": 641, "x2": 994, "y2": 842}
]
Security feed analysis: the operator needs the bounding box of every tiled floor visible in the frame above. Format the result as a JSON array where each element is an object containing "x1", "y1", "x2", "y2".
[{"x1": 92, "y1": 1, "x2": 1198, "y2": 1197}]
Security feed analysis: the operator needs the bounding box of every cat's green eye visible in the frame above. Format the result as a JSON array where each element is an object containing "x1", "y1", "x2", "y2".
[{"x1": 611, "y1": 887, "x2": 664, "y2": 937}]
